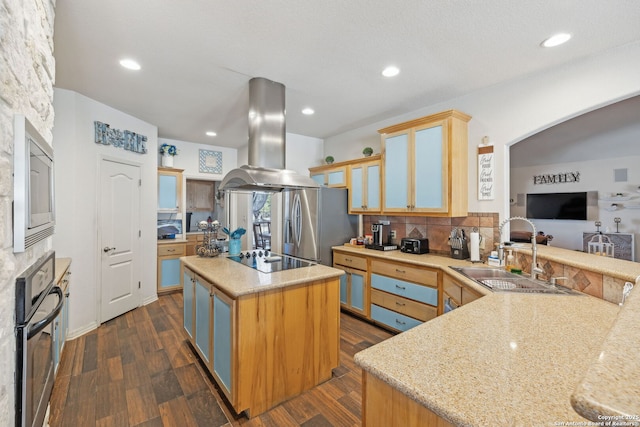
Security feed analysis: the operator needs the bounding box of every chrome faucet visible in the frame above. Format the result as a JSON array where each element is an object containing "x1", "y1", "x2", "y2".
[{"x1": 498, "y1": 216, "x2": 543, "y2": 280}]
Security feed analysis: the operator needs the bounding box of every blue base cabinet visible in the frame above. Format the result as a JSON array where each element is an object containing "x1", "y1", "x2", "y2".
[
  {"x1": 369, "y1": 259, "x2": 439, "y2": 333},
  {"x1": 158, "y1": 242, "x2": 186, "y2": 294},
  {"x1": 333, "y1": 252, "x2": 369, "y2": 317}
]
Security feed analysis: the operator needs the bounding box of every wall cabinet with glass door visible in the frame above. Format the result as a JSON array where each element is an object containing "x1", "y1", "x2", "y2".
[
  {"x1": 349, "y1": 155, "x2": 381, "y2": 214},
  {"x1": 308, "y1": 162, "x2": 348, "y2": 187},
  {"x1": 158, "y1": 167, "x2": 183, "y2": 212},
  {"x1": 379, "y1": 110, "x2": 471, "y2": 216}
]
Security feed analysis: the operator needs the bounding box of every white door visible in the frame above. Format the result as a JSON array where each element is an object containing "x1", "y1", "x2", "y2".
[{"x1": 100, "y1": 159, "x2": 141, "y2": 323}]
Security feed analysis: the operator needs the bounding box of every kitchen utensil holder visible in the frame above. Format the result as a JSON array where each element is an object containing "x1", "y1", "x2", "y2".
[{"x1": 451, "y1": 238, "x2": 470, "y2": 260}]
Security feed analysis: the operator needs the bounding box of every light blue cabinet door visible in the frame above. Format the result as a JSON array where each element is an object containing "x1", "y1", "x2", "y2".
[
  {"x1": 384, "y1": 133, "x2": 409, "y2": 209},
  {"x1": 327, "y1": 170, "x2": 344, "y2": 185},
  {"x1": 158, "y1": 174, "x2": 178, "y2": 210},
  {"x1": 366, "y1": 164, "x2": 380, "y2": 210},
  {"x1": 311, "y1": 173, "x2": 325, "y2": 186},
  {"x1": 160, "y1": 258, "x2": 181, "y2": 289},
  {"x1": 350, "y1": 271, "x2": 365, "y2": 311},
  {"x1": 371, "y1": 273, "x2": 438, "y2": 306},
  {"x1": 371, "y1": 304, "x2": 422, "y2": 332},
  {"x1": 350, "y1": 166, "x2": 363, "y2": 208},
  {"x1": 183, "y1": 270, "x2": 194, "y2": 339},
  {"x1": 339, "y1": 274, "x2": 348, "y2": 305},
  {"x1": 414, "y1": 125, "x2": 444, "y2": 209},
  {"x1": 213, "y1": 294, "x2": 232, "y2": 394},
  {"x1": 195, "y1": 278, "x2": 211, "y2": 364}
]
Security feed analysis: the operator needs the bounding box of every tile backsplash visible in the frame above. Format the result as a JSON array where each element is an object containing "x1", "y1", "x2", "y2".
[{"x1": 363, "y1": 213, "x2": 499, "y2": 258}]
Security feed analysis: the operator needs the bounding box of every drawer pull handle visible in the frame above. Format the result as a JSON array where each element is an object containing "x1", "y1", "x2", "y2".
[
  {"x1": 395, "y1": 284, "x2": 406, "y2": 290},
  {"x1": 395, "y1": 302, "x2": 406, "y2": 307},
  {"x1": 395, "y1": 319, "x2": 406, "y2": 325},
  {"x1": 395, "y1": 269, "x2": 405, "y2": 274},
  {"x1": 345, "y1": 258, "x2": 352, "y2": 262},
  {"x1": 167, "y1": 249, "x2": 175, "y2": 252}
]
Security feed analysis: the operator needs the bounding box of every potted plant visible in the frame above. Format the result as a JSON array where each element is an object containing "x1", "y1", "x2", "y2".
[
  {"x1": 325, "y1": 155, "x2": 334, "y2": 164},
  {"x1": 362, "y1": 147, "x2": 373, "y2": 157},
  {"x1": 159, "y1": 143, "x2": 178, "y2": 167}
]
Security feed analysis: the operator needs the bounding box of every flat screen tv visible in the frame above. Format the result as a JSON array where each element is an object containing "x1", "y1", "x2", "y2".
[{"x1": 526, "y1": 192, "x2": 590, "y2": 220}]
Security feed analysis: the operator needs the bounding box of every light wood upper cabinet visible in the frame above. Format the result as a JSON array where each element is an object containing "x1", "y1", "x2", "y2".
[
  {"x1": 379, "y1": 110, "x2": 471, "y2": 217},
  {"x1": 158, "y1": 167, "x2": 183, "y2": 212},
  {"x1": 308, "y1": 163, "x2": 348, "y2": 187},
  {"x1": 186, "y1": 179, "x2": 215, "y2": 211},
  {"x1": 349, "y1": 158, "x2": 381, "y2": 214}
]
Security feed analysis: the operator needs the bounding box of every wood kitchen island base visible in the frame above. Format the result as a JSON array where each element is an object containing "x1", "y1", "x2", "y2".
[{"x1": 181, "y1": 255, "x2": 342, "y2": 418}]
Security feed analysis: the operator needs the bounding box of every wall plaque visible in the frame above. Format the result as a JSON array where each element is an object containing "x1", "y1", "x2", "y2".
[
  {"x1": 478, "y1": 144, "x2": 494, "y2": 200},
  {"x1": 94, "y1": 121, "x2": 147, "y2": 154}
]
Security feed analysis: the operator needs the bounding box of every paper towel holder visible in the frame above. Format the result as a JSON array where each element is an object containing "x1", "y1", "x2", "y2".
[{"x1": 470, "y1": 227, "x2": 482, "y2": 263}]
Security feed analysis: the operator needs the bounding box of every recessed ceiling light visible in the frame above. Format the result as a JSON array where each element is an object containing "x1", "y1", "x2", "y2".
[
  {"x1": 382, "y1": 66, "x2": 400, "y2": 77},
  {"x1": 206, "y1": 131, "x2": 217, "y2": 137},
  {"x1": 119, "y1": 58, "x2": 141, "y2": 70},
  {"x1": 541, "y1": 33, "x2": 571, "y2": 48},
  {"x1": 302, "y1": 108, "x2": 315, "y2": 115}
]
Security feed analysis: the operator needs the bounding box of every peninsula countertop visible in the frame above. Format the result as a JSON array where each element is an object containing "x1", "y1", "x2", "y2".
[
  {"x1": 355, "y1": 292, "x2": 620, "y2": 426},
  {"x1": 180, "y1": 255, "x2": 344, "y2": 298}
]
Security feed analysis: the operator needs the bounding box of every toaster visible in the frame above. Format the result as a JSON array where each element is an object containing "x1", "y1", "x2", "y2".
[{"x1": 400, "y1": 238, "x2": 429, "y2": 254}]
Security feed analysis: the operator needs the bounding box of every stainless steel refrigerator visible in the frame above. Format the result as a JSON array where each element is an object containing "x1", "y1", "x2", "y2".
[{"x1": 282, "y1": 187, "x2": 358, "y2": 266}]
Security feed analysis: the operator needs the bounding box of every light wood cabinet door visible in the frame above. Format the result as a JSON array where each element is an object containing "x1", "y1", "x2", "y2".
[
  {"x1": 158, "y1": 167, "x2": 183, "y2": 212},
  {"x1": 349, "y1": 159, "x2": 381, "y2": 214},
  {"x1": 379, "y1": 110, "x2": 470, "y2": 217},
  {"x1": 186, "y1": 180, "x2": 215, "y2": 211}
]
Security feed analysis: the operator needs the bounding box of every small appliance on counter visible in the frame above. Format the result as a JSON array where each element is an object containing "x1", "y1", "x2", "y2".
[
  {"x1": 365, "y1": 220, "x2": 398, "y2": 251},
  {"x1": 400, "y1": 238, "x2": 429, "y2": 254}
]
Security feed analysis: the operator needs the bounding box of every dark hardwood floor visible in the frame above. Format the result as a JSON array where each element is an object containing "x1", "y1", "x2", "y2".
[{"x1": 49, "y1": 292, "x2": 393, "y2": 427}]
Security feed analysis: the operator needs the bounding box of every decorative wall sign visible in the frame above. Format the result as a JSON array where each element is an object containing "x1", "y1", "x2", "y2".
[
  {"x1": 94, "y1": 121, "x2": 147, "y2": 154},
  {"x1": 533, "y1": 171, "x2": 580, "y2": 185},
  {"x1": 199, "y1": 149, "x2": 223, "y2": 174},
  {"x1": 478, "y1": 144, "x2": 494, "y2": 200}
]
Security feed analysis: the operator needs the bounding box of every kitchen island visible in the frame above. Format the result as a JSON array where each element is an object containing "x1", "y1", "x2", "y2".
[{"x1": 180, "y1": 255, "x2": 344, "y2": 418}]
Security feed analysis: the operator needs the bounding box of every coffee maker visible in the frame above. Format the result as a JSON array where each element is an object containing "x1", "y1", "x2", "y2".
[{"x1": 366, "y1": 220, "x2": 398, "y2": 251}]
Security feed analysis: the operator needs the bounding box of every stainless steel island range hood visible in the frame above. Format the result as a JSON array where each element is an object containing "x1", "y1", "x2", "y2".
[{"x1": 220, "y1": 77, "x2": 319, "y2": 192}]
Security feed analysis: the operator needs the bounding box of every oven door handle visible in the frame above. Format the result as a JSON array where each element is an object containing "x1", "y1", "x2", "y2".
[{"x1": 27, "y1": 286, "x2": 63, "y2": 339}]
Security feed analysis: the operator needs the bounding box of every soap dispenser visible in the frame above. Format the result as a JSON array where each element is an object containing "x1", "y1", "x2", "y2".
[{"x1": 505, "y1": 250, "x2": 515, "y2": 271}]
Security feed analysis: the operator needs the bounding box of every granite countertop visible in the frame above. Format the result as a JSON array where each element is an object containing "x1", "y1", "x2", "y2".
[
  {"x1": 157, "y1": 238, "x2": 188, "y2": 244},
  {"x1": 571, "y1": 281, "x2": 640, "y2": 423},
  {"x1": 355, "y1": 292, "x2": 620, "y2": 426},
  {"x1": 54, "y1": 258, "x2": 72, "y2": 288},
  {"x1": 180, "y1": 255, "x2": 344, "y2": 298}
]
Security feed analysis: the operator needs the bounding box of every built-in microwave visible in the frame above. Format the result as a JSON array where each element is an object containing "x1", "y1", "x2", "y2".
[{"x1": 13, "y1": 114, "x2": 55, "y2": 253}]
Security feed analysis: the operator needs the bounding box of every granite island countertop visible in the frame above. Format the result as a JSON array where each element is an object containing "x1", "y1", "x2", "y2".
[
  {"x1": 571, "y1": 281, "x2": 640, "y2": 423},
  {"x1": 180, "y1": 255, "x2": 344, "y2": 298},
  {"x1": 355, "y1": 292, "x2": 620, "y2": 426}
]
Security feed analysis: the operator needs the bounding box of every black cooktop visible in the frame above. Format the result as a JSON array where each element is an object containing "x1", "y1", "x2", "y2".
[{"x1": 227, "y1": 250, "x2": 316, "y2": 273}]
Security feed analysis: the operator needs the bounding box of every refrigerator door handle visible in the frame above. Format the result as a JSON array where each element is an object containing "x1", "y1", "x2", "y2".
[{"x1": 292, "y1": 193, "x2": 302, "y2": 247}]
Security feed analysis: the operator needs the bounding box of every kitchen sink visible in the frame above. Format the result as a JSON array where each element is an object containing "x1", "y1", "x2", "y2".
[{"x1": 449, "y1": 266, "x2": 582, "y2": 295}]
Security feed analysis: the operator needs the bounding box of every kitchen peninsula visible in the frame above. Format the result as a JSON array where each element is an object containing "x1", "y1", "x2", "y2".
[{"x1": 180, "y1": 255, "x2": 344, "y2": 418}]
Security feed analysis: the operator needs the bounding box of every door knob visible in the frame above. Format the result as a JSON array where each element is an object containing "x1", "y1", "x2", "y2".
[{"x1": 103, "y1": 246, "x2": 116, "y2": 253}]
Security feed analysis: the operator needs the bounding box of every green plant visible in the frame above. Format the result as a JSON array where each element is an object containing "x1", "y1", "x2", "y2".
[
  {"x1": 362, "y1": 147, "x2": 373, "y2": 156},
  {"x1": 325, "y1": 155, "x2": 334, "y2": 164}
]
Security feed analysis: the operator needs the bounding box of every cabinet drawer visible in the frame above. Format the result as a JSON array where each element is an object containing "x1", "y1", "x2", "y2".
[
  {"x1": 334, "y1": 252, "x2": 367, "y2": 271},
  {"x1": 371, "y1": 273, "x2": 438, "y2": 306},
  {"x1": 158, "y1": 243, "x2": 186, "y2": 256},
  {"x1": 370, "y1": 260, "x2": 437, "y2": 287},
  {"x1": 371, "y1": 289, "x2": 436, "y2": 322},
  {"x1": 442, "y1": 274, "x2": 462, "y2": 305},
  {"x1": 371, "y1": 304, "x2": 422, "y2": 332}
]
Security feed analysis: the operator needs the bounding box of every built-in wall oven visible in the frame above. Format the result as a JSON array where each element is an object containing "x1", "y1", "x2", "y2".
[{"x1": 15, "y1": 251, "x2": 63, "y2": 427}]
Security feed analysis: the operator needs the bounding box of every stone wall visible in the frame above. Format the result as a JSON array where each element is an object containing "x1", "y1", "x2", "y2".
[{"x1": 0, "y1": 0, "x2": 56, "y2": 424}]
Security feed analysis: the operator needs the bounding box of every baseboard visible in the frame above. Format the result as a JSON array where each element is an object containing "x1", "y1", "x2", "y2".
[
  {"x1": 67, "y1": 321, "x2": 98, "y2": 340},
  {"x1": 143, "y1": 294, "x2": 159, "y2": 306}
]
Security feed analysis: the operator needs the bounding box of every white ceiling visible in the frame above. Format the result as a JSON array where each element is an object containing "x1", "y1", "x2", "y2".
[{"x1": 53, "y1": 0, "x2": 640, "y2": 149}]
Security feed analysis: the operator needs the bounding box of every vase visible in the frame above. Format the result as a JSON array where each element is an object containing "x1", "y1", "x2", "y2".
[
  {"x1": 161, "y1": 153, "x2": 174, "y2": 167},
  {"x1": 229, "y1": 238, "x2": 241, "y2": 256}
]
